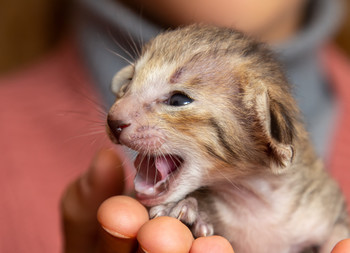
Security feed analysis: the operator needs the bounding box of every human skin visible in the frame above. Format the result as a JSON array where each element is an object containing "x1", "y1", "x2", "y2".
[{"x1": 121, "y1": 0, "x2": 307, "y2": 43}]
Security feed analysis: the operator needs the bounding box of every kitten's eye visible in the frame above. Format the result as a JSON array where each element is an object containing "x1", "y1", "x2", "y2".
[{"x1": 168, "y1": 93, "x2": 193, "y2": 106}]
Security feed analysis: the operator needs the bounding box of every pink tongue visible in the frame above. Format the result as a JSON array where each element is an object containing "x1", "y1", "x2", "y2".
[
  {"x1": 134, "y1": 155, "x2": 180, "y2": 185},
  {"x1": 155, "y1": 156, "x2": 177, "y2": 180}
]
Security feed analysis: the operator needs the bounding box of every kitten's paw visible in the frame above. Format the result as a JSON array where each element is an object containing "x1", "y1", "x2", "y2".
[
  {"x1": 192, "y1": 211, "x2": 214, "y2": 237},
  {"x1": 149, "y1": 197, "x2": 198, "y2": 224},
  {"x1": 149, "y1": 197, "x2": 214, "y2": 238},
  {"x1": 149, "y1": 202, "x2": 176, "y2": 218},
  {"x1": 169, "y1": 197, "x2": 198, "y2": 224}
]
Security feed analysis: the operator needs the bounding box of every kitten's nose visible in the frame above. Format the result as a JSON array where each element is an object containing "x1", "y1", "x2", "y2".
[{"x1": 107, "y1": 117, "x2": 131, "y2": 142}]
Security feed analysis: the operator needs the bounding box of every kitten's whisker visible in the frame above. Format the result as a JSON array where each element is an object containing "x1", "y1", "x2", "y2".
[
  {"x1": 146, "y1": 145, "x2": 151, "y2": 185},
  {"x1": 214, "y1": 168, "x2": 241, "y2": 192},
  {"x1": 58, "y1": 114, "x2": 105, "y2": 126},
  {"x1": 125, "y1": 28, "x2": 141, "y2": 58},
  {"x1": 126, "y1": 147, "x2": 138, "y2": 161},
  {"x1": 69, "y1": 88, "x2": 108, "y2": 116},
  {"x1": 107, "y1": 28, "x2": 136, "y2": 62},
  {"x1": 105, "y1": 47, "x2": 135, "y2": 66},
  {"x1": 86, "y1": 126, "x2": 107, "y2": 132},
  {"x1": 153, "y1": 150, "x2": 159, "y2": 186},
  {"x1": 137, "y1": 7, "x2": 144, "y2": 53},
  {"x1": 159, "y1": 149, "x2": 171, "y2": 193},
  {"x1": 161, "y1": 147, "x2": 178, "y2": 187},
  {"x1": 137, "y1": 150, "x2": 148, "y2": 175},
  {"x1": 64, "y1": 130, "x2": 106, "y2": 143}
]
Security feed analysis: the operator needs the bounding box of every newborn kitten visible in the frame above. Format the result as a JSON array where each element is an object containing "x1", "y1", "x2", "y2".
[{"x1": 106, "y1": 25, "x2": 349, "y2": 253}]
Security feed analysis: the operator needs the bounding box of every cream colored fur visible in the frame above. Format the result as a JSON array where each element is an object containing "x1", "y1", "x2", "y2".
[{"x1": 107, "y1": 25, "x2": 349, "y2": 253}]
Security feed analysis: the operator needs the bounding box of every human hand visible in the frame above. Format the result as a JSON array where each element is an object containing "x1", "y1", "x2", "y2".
[
  {"x1": 332, "y1": 239, "x2": 350, "y2": 253},
  {"x1": 61, "y1": 149, "x2": 234, "y2": 253}
]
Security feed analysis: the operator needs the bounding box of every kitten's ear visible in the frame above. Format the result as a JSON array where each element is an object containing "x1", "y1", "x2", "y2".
[
  {"x1": 256, "y1": 91, "x2": 295, "y2": 173},
  {"x1": 111, "y1": 65, "x2": 134, "y2": 95}
]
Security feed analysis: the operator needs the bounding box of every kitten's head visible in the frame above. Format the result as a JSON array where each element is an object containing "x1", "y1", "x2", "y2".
[{"x1": 107, "y1": 25, "x2": 299, "y2": 206}]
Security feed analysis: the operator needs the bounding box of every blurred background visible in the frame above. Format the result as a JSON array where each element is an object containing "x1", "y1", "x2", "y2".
[
  {"x1": 0, "y1": 0, "x2": 349, "y2": 75},
  {"x1": 0, "y1": 0, "x2": 70, "y2": 74},
  {"x1": 337, "y1": 0, "x2": 350, "y2": 55}
]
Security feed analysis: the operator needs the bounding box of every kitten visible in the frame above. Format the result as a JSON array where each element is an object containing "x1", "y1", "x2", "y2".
[{"x1": 106, "y1": 25, "x2": 349, "y2": 253}]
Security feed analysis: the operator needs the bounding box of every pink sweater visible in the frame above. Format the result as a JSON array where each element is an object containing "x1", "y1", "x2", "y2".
[
  {"x1": 324, "y1": 45, "x2": 350, "y2": 206},
  {"x1": 0, "y1": 40, "x2": 349, "y2": 252},
  {"x1": 0, "y1": 40, "x2": 107, "y2": 252}
]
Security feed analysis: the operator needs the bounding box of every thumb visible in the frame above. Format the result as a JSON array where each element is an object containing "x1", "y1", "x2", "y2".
[{"x1": 61, "y1": 149, "x2": 126, "y2": 253}]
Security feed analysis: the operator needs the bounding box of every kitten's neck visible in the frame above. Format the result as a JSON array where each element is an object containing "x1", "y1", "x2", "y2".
[{"x1": 209, "y1": 174, "x2": 289, "y2": 212}]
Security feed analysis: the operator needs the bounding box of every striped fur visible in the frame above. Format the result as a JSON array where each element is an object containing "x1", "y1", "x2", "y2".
[{"x1": 107, "y1": 25, "x2": 349, "y2": 253}]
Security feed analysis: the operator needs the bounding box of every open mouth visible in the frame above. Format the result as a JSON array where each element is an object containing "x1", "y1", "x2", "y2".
[{"x1": 133, "y1": 153, "x2": 183, "y2": 201}]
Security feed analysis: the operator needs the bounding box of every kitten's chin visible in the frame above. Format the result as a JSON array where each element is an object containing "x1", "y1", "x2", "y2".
[
  {"x1": 133, "y1": 153, "x2": 184, "y2": 206},
  {"x1": 135, "y1": 191, "x2": 169, "y2": 206}
]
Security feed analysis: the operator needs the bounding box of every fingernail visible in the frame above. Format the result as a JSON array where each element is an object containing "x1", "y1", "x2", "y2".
[
  {"x1": 101, "y1": 225, "x2": 132, "y2": 239},
  {"x1": 137, "y1": 246, "x2": 148, "y2": 253},
  {"x1": 99, "y1": 226, "x2": 138, "y2": 253}
]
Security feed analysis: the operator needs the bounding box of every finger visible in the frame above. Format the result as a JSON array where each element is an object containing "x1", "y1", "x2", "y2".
[
  {"x1": 97, "y1": 196, "x2": 149, "y2": 253},
  {"x1": 61, "y1": 149, "x2": 125, "y2": 253},
  {"x1": 137, "y1": 216, "x2": 194, "y2": 253},
  {"x1": 332, "y1": 239, "x2": 350, "y2": 253},
  {"x1": 190, "y1": 236, "x2": 234, "y2": 253}
]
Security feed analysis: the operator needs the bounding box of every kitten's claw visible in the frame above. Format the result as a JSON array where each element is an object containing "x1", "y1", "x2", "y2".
[
  {"x1": 192, "y1": 212, "x2": 214, "y2": 237},
  {"x1": 149, "y1": 203, "x2": 175, "y2": 219},
  {"x1": 176, "y1": 205, "x2": 187, "y2": 220},
  {"x1": 170, "y1": 197, "x2": 198, "y2": 224}
]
